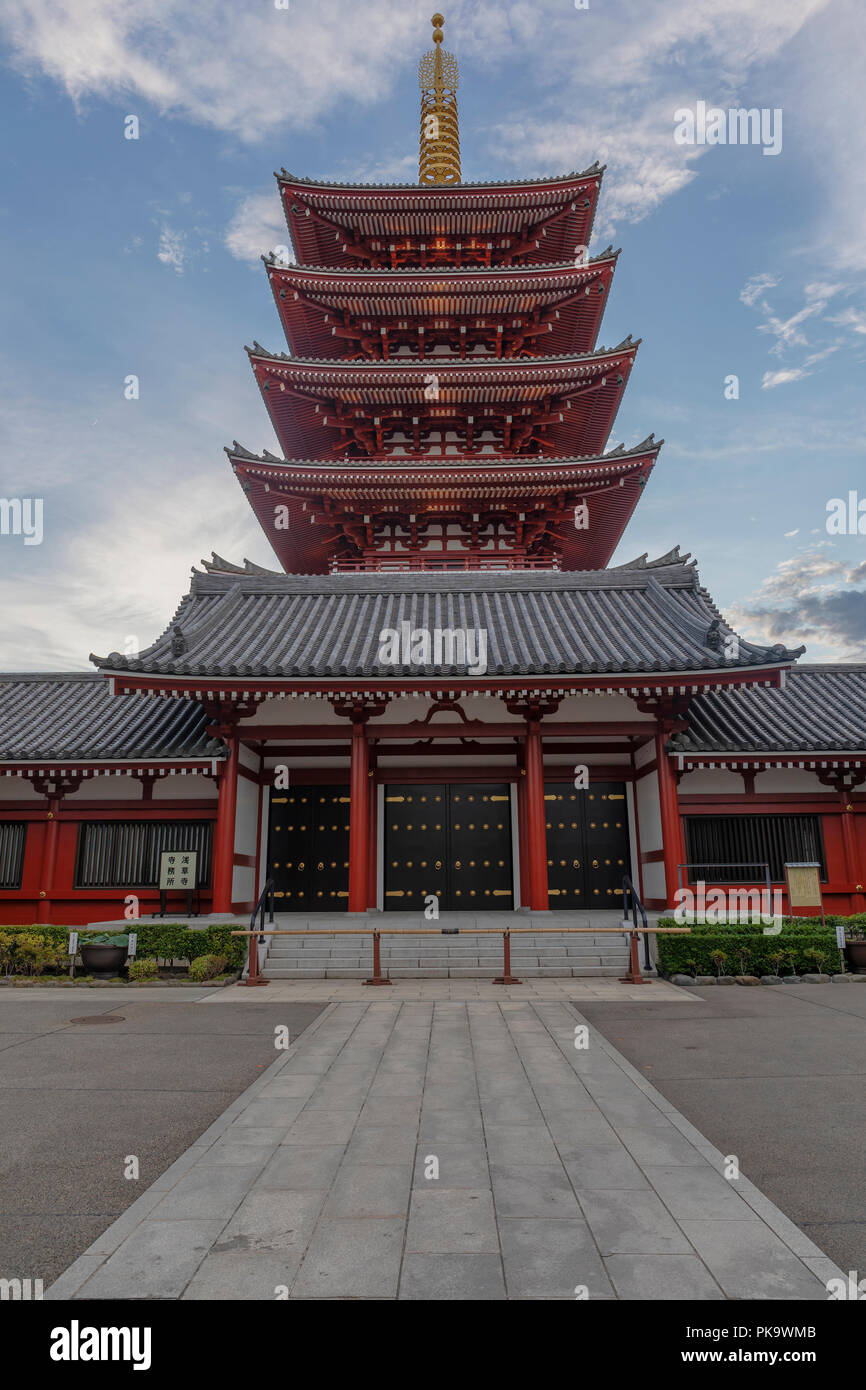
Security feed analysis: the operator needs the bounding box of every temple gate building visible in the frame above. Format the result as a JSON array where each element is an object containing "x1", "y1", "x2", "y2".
[{"x1": 2, "y1": 16, "x2": 865, "y2": 933}]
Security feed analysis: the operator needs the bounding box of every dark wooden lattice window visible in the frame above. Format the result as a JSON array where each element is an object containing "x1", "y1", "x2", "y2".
[
  {"x1": 75, "y1": 821, "x2": 213, "y2": 888},
  {"x1": 0, "y1": 822, "x2": 26, "y2": 888},
  {"x1": 684, "y1": 815, "x2": 826, "y2": 883}
]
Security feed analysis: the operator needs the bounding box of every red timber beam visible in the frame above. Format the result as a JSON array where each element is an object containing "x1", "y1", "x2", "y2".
[
  {"x1": 637, "y1": 696, "x2": 692, "y2": 909},
  {"x1": 206, "y1": 702, "x2": 256, "y2": 914},
  {"x1": 506, "y1": 697, "x2": 561, "y2": 910},
  {"x1": 817, "y1": 769, "x2": 866, "y2": 912},
  {"x1": 106, "y1": 669, "x2": 788, "y2": 701},
  {"x1": 31, "y1": 773, "x2": 81, "y2": 923},
  {"x1": 330, "y1": 697, "x2": 389, "y2": 912}
]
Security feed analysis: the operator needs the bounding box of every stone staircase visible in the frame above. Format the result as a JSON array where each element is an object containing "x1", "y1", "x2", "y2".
[{"x1": 261, "y1": 911, "x2": 635, "y2": 979}]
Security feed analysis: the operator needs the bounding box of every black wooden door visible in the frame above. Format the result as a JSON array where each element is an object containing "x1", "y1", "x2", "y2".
[
  {"x1": 385, "y1": 783, "x2": 513, "y2": 911},
  {"x1": 448, "y1": 785, "x2": 513, "y2": 910},
  {"x1": 544, "y1": 781, "x2": 629, "y2": 909},
  {"x1": 384, "y1": 785, "x2": 448, "y2": 910},
  {"x1": 269, "y1": 785, "x2": 350, "y2": 911}
]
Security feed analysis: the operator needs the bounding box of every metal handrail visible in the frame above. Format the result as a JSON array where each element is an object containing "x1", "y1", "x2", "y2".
[
  {"x1": 622, "y1": 874, "x2": 651, "y2": 970},
  {"x1": 677, "y1": 862, "x2": 772, "y2": 898},
  {"x1": 241, "y1": 878, "x2": 274, "y2": 986},
  {"x1": 250, "y1": 877, "x2": 275, "y2": 935}
]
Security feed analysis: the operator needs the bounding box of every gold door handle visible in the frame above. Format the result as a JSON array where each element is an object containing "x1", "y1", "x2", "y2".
[
  {"x1": 298, "y1": 862, "x2": 305, "y2": 871},
  {"x1": 573, "y1": 859, "x2": 580, "y2": 868},
  {"x1": 592, "y1": 859, "x2": 598, "y2": 869},
  {"x1": 317, "y1": 862, "x2": 324, "y2": 871},
  {"x1": 435, "y1": 860, "x2": 442, "y2": 870},
  {"x1": 455, "y1": 861, "x2": 461, "y2": 869}
]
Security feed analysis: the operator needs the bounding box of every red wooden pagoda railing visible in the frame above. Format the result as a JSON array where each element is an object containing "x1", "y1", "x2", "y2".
[{"x1": 330, "y1": 554, "x2": 561, "y2": 573}]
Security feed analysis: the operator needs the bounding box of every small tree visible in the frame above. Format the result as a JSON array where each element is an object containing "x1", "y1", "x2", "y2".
[
  {"x1": 768, "y1": 951, "x2": 786, "y2": 977},
  {"x1": 806, "y1": 947, "x2": 828, "y2": 975},
  {"x1": 710, "y1": 950, "x2": 728, "y2": 978},
  {"x1": 736, "y1": 944, "x2": 752, "y2": 976}
]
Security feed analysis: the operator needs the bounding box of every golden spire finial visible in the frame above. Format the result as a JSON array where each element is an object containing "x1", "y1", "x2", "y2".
[{"x1": 418, "y1": 13, "x2": 461, "y2": 186}]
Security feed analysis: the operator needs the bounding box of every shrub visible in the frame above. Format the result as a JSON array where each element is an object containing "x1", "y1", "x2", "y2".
[
  {"x1": 0, "y1": 924, "x2": 246, "y2": 973},
  {"x1": 187, "y1": 953, "x2": 229, "y2": 982},
  {"x1": 128, "y1": 957, "x2": 160, "y2": 982},
  {"x1": 0, "y1": 932, "x2": 66, "y2": 976},
  {"x1": 656, "y1": 919, "x2": 843, "y2": 977}
]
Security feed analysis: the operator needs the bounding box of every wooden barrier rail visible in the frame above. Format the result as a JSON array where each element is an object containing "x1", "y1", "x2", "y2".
[{"x1": 230, "y1": 925, "x2": 692, "y2": 987}]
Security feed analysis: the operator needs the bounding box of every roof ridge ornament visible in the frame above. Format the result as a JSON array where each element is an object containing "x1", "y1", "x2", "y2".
[{"x1": 419, "y1": 14, "x2": 461, "y2": 186}]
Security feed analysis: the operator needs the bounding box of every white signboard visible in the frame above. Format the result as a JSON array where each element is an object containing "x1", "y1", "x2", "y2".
[
  {"x1": 159, "y1": 851, "x2": 198, "y2": 891},
  {"x1": 67, "y1": 931, "x2": 78, "y2": 957},
  {"x1": 127, "y1": 932, "x2": 138, "y2": 959}
]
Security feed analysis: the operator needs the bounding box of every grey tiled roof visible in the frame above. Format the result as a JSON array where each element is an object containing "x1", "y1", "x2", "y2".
[
  {"x1": 671, "y1": 667, "x2": 866, "y2": 754},
  {"x1": 276, "y1": 164, "x2": 604, "y2": 191},
  {"x1": 90, "y1": 554, "x2": 802, "y2": 680},
  {"x1": 0, "y1": 673, "x2": 224, "y2": 762}
]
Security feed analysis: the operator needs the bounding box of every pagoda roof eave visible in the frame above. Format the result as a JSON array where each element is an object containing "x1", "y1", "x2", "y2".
[
  {"x1": 88, "y1": 556, "x2": 804, "y2": 686},
  {"x1": 246, "y1": 337, "x2": 640, "y2": 370},
  {"x1": 262, "y1": 249, "x2": 620, "y2": 280},
  {"x1": 275, "y1": 164, "x2": 605, "y2": 194},
  {"x1": 225, "y1": 435, "x2": 662, "y2": 478}
]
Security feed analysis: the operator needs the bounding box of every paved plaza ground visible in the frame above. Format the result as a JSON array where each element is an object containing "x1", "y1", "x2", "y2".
[
  {"x1": 0, "y1": 993, "x2": 324, "y2": 1285},
  {"x1": 2, "y1": 979, "x2": 860, "y2": 1300}
]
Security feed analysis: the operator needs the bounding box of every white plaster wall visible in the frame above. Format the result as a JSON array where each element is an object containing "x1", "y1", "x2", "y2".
[
  {"x1": 510, "y1": 782, "x2": 522, "y2": 906},
  {"x1": 677, "y1": 768, "x2": 745, "y2": 794},
  {"x1": 635, "y1": 768, "x2": 662, "y2": 853},
  {"x1": 153, "y1": 774, "x2": 217, "y2": 799},
  {"x1": 234, "y1": 775, "x2": 260, "y2": 857},
  {"x1": 231, "y1": 865, "x2": 256, "y2": 903},
  {"x1": 242, "y1": 697, "x2": 344, "y2": 729},
  {"x1": 625, "y1": 782, "x2": 640, "y2": 888},
  {"x1": 0, "y1": 779, "x2": 43, "y2": 801},
  {"x1": 238, "y1": 743, "x2": 260, "y2": 772},
  {"x1": 67, "y1": 777, "x2": 142, "y2": 801},
  {"x1": 634, "y1": 740, "x2": 657, "y2": 771},
  {"x1": 544, "y1": 693, "x2": 653, "y2": 724},
  {"x1": 642, "y1": 860, "x2": 666, "y2": 902},
  {"x1": 754, "y1": 768, "x2": 826, "y2": 793}
]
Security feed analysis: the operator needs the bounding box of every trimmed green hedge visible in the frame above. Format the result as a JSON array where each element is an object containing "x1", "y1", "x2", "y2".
[
  {"x1": 656, "y1": 918, "x2": 843, "y2": 976},
  {"x1": 0, "y1": 924, "x2": 246, "y2": 972}
]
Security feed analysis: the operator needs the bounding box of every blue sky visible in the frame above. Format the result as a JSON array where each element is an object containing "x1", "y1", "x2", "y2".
[{"x1": 0, "y1": 0, "x2": 864, "y2": 669}]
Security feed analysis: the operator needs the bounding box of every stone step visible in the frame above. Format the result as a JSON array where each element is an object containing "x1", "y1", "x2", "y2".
[{"x1": 262, "y1": 964, "x2": 626, "y2": 979}]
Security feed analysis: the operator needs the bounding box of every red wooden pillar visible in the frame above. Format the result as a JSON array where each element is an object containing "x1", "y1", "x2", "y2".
[
  {"x1": 36, "y1": 793, "x2": 61, "y2": 923},
  {"x1": 366, "y1": 762, "x2": 378, "y2": 909},
  {"x1": 655, "y1": 727, "x2": 683, "y2": 909},
  {"x1": 212, "y1": 730, "x2": 239, "y2": 914},
  {"x1": 838, "y1": 786, "x2": 865, "y2": 911},
  {"x1": 349, "y1": 716, "x2": 369, "y2": 912},
  {"x1": 516, "y1": 753, "x2": 530, "y2": 907},
  {"x1": 525, "y1": 715, "x2": 548, "y2": 910}
]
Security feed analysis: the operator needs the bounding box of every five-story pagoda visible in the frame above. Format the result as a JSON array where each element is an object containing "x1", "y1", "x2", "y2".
[
  {"x1": 80, "y1": 14, "x2": 805, "y2": 928},
  {"x1": 229, "y1": 14, "x2": 661, "y2": 575}
]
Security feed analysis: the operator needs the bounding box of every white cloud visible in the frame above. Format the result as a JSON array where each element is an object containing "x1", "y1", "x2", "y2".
[
  {"x1": 831, "y1": 307, "x2": 866, "y2": 335},
  {"x1": 224, "y1": 192, "x2": 287, "y2": 267},
  {"x1": 761, "y1": 367, "x2": 809, "y2": 389},
  {"x1": 740, "y1": 273, "x2": 779, "y2": 308},
  {"x1": 156, "y1": 225, "x2": 186, "y2": 275},
  {"x1": 0, "y1": 0, "x2": 424, "y2": 143}
]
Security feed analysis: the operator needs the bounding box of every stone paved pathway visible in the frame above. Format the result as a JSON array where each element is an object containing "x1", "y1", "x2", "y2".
[{"x1": 47, "y1": 1000, "x2": 842, "y2": 1300}]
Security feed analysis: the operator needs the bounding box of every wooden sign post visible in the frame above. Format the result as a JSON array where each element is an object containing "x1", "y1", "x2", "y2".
[
  {"x1": 157, "y1": 850, "x2": 199, "y2": 918},
  {"x1": 784, "y1": 862, "x2": 824, "y2": 925}
]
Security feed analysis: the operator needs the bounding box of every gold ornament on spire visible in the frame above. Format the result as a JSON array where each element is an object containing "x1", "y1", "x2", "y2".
[{"x1": 418, "y1": 13, "x2": 461, "y2": 185}]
